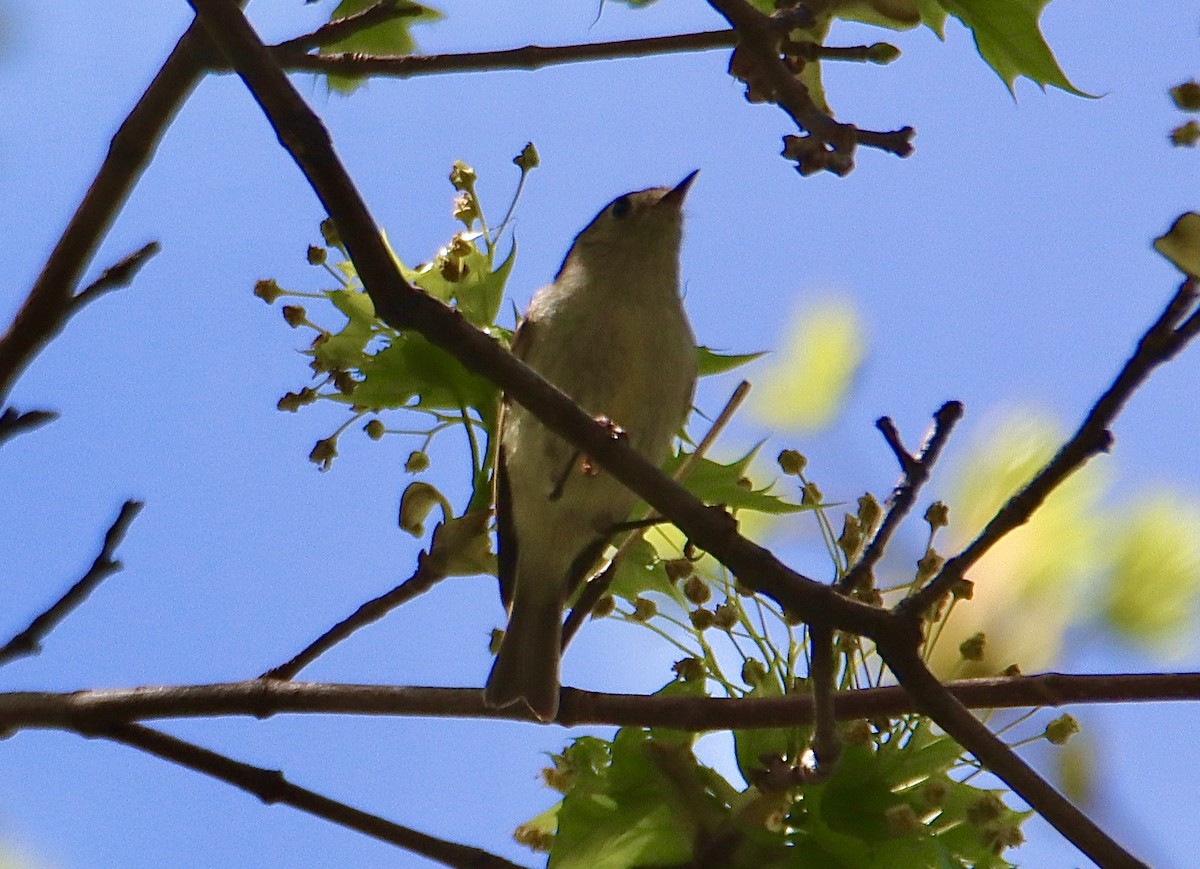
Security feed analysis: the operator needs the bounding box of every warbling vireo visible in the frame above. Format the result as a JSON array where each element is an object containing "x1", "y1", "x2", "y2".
[{"x1": 483, "y1": 172, "x2": 700, "y2": 721}]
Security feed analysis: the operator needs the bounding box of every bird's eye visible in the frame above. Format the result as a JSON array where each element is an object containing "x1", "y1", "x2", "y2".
[{"x1": 610, "y1": 196, "x2": 632, "y2": 219}]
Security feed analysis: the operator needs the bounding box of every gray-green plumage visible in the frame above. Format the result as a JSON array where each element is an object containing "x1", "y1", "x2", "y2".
[{"x1": 483, "y1": 173, "x2": 699, "y2": 721}]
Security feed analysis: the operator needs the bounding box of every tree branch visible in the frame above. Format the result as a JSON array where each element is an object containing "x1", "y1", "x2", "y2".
[
  {"x1": 0, "y1": 500, "x2": 144, "y2": 667},
  {"x1": 261, "y1": 555, "x2": 449, "y2": 681},
  {"x1": 879, "y1": 644, "x2": 1147, "y2": 868},
  {"x1": 903, "y1": 278, "x2": 1200, "y2": 617},
  {"x1": 704, "y1": 0, "x2": 913, "y2": 175},
  {"x1": 275, "y1": 0, "x2": 426, "y2": 53},
  {"x1": 1, "y1": 671, "x2": 1196, "y2": 732},
  {"x1": 99, "y1": 723, "x2": 528, "y2": 869},
  {"x1": 0, "y1": 407, "x2": 59, "y2": 447},
  {"x1": 838, "y1": 401, "x2": 962, "y2": 593},
  {"x1": 267, "y1": 29, "x2": 738, "y2": 79},
  {"x1": 0, "y1": 9, "x2": 233, "y2": 407},
  {"x1": 184, "y1": 0, "x2": 891, "y2": 647}
]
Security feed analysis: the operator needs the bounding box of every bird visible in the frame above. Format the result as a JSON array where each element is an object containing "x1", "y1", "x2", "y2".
[{"x1": 483, "y1": 172, "x2": 699, "y2": 721}]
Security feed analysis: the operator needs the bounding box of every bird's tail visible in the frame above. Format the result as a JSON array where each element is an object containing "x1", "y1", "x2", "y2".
[{"x1": 483, "y1": 590, "x2": 563, "y2": 722}]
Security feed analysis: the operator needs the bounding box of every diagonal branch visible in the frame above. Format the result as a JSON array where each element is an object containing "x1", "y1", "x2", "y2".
[
  {"x1": 838, "y1": 401, "x2": 962, "y2": 593},
  {"x1": 275, "y1": 0, "x2": 426, "y2": 53},
  {"x1": 261, "y1": 556, "x2": 448, "y2": 681},
  {"x1": 185, "y1": 0, "x2": 890, "y2": 646},
  {"x1": 903, "y1": 278, "x2": 1200, "y2": 617},
  {"x1": 0, "y1": 407, "x2": 59, "y2": 447},
  {"x1": 0, "y1": 10, "x2": 235, "y2": 407},
  {"x1": 0, "y1": 500, "x2": 144, "y2": 668},
  {"x1": 100, "y1": 723, "x2": 528, "y2": 869},
  {"x1": 879, "y1": 643, "x2": 1148, "y2": 869}
]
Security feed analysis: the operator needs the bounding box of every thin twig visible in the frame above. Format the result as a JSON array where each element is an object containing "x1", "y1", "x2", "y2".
[
  {"x1": 0, "y1": 500, "x2": 144, "y2": 667},
  {"x1": 903, "y1": 278, "x2": 1200, "y2": 617},
  {"x1": 275, "y1": 0, "x2": 425, "y2": 53},
  {"x1": 0, "y1": 10, "x2": 230, "y2": 407},
  {"x1": 837, "y1": 401, "x2": 962, "y2": 593},
  {"x1": 0, "y1": 407, "x2": 59, "y2": 447},
  {"x1": 268, "y1": 29, "x2": 738, "y2": 79},
  {"x1": 262, "y1": 557, "x2": 446, "y2": 680},
  {"x1": 562, "y1": 381, "x2": 751, "y2": 645},
  {"x1": 99, "y1": 723, "x2": 528, "y2": 869},
  {"x1": 806, "y1": 623, "x2": 840, "y2": 774},
  {"x1": 70, "y1": 242, "x2": 161, "y2": 310},
  {"x1": 705, "y1": 0, "x2": 913, "y2": 175},
  {"x1": 2, "y1": 671, "x2": 1198, "y2": 732}
]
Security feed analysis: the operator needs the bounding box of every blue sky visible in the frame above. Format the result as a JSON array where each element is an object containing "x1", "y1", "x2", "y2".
[{"x1": 1, "y1": 1, "x2": 1198, "y2": 867}]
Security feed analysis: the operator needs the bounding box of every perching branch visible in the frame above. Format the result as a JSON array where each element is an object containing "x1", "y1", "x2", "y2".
[
  {"x1": 178, "y1": 6, "x2": 1161, "y2": 862},
  {"x1": 2, "y1": 671, "x2": 1197, "y2": 732},
  {"x1": 100, "y1": 723, "x2": 528, "y2": 869},
  {"x1": 185, "y1": 0, "x2": 891, "y2": 647},
  {"x1": 0, "y1": 500, "x2": 144, "y2": 668},
  {"x1": 902, "y1": 277, "x2": 1200, "y2": 618}
]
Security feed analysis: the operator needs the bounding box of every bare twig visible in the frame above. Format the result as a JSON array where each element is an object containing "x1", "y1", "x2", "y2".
[
  {"x1": 705, "y1": 0, "x2": 913, "y2": 175},
  {"x1": 70, "y1": 242, "x2": 161, "y2": 310},
  {"x1": 275, "y1": 0, "x2": 425, "y2": 53},
  {"x1": 0, "y1": 500, "x2": 144, "y2": 667},
  {"x1": 2, "y1": 671, "x2": 1198, "y2": 732},
  {"x1": 100, "y1": 723, "x2": 528, "y2": 869},
  {"x1": 0, "y1": 407, "x2": 59, "y2": 446},
  {"x1": 837, "y1": 401, "x2": 962, "y2": 593},
  {"x1": 561, "y1": 380, "x2": 751, "y2": 645},
  {"x1": 269, "y1": 29, "x2": 738, "y2": 79},
  {"x1": 903, "y1": 278, "x2": 1200, "y2": 617},
  {"x1": 262, "y1": 557, "x2": 447, "y2": 680},
  {"x1": 806, "y1": 623, "x2": 840, "y2": 774},
  {"x1": 0, "y1": 10, "x2": 232, "y2": 407}
]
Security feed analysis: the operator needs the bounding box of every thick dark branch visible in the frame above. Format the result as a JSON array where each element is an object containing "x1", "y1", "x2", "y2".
[
  {"x1": 838, "y1": 402, "x2": 962, "y2": 593},
  {"x1": 904, "y1": 278, "x2": 1200, "y2": 617},
  {"x1": 275, "y1": 0, "x2": 426, "y2": 53},
  {"x1": 100, "y1": 723, "x2": 527, "y2": 869},
  {"x1": 262, "y1": 556, "x2": 448, "y2": 680},
  {"x1": 880, "y1": 645, "x2": 1147, "y2": 869},
  {"x1": 271, "y1": 29, "x2": 737, "y2": 78},
  {"x1": 2, "y1": 671, "x2": 1197, "y2": 731},
  {"x1": 0, "y1": 407, "x2": 59, "y2": 447},
  {"x1": 185, "y1": 0, "x2": 890, "y2": 644},
  {"x1": 0, "y1": 500, "x2": 144, "y2": 667},
  {"x1": 0, "y1": 11, "x2": 230, "y2": 407}
]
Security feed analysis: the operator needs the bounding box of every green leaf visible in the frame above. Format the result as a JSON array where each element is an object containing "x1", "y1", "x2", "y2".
[
  {"x1": 664, "y1": 446, "x2": 806, "y2": 515},
  {"x1": 320, "y1": 1, "x2": 442, "y2": 94},
  {"x1": 311, "y1": 291, "x2": 377, "y2": 371},
  {"x1": 1103, "y1": 492, "x2": 1200, "y2": 648},
  {"x1": 933, "y1": 0, "x2": 1089, "y2": 96},
  {"x1": 1154, "y1": 212, "x2": 1200, "y2": 278},
  {"x1": 697, "y1": 346, "x2": 765, "y2": 377},
  {"x1": 732, "y1": 677, "x2": 808, "y2": 786},
  {"x1": 348, "y1": 332, "x2": 497, "y2": 413},
  {"x1": 608, "y1": 537, "x2": 676, "y2": 602}
]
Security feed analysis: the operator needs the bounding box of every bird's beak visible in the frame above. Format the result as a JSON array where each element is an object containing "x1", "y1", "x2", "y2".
[{"x1": 661, "y1": 169, "x2": 700, "y2": 206}]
